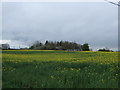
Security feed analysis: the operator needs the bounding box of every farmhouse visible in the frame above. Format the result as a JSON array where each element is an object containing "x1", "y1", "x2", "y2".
[{"x1": 0, "y1": 44, "x2": 10, "y2": 49}]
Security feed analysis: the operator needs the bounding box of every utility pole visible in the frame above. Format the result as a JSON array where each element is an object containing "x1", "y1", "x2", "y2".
[{"x1": 19, "y1": 45, "x2": 21, "y2": 49}]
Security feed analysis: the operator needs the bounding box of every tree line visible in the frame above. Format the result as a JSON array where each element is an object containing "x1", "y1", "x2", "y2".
[{"x1": 29, "y1": 40, "x2": 90, "y2": 51}]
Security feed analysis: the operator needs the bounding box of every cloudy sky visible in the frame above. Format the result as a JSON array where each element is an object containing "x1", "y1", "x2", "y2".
[{"x1": 2, "y1": 2, "x2": 118, "y2": 50}]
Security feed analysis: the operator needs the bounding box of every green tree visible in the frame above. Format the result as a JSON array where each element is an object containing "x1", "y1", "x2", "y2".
[{"x1": 82, "y1": 43, "x2": 90, "y2": 51}]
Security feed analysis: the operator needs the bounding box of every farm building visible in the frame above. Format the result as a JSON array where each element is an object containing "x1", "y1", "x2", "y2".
[{"x1": 0, "y1": 44, "x2": 10, "y2": 49}]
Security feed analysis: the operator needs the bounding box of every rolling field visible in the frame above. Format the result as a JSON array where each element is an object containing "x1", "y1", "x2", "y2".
[{"x1": 1, "y1": 50, "x2": 119, "y2": 88}]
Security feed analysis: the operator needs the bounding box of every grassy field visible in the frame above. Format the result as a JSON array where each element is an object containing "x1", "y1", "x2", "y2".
[{"x1": 1, "y1": 50, "x2": 119, "y2": 88}]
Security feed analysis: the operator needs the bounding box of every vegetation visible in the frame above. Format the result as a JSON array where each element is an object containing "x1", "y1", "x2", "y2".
[
  {"x1": 2, "y1": 50, "x2": 119, "y2": 88},
  {"x1": 29, "y1": 40, "x2": 89, "y2": 51},
  {"x1": 98, "y1": 48, "x2": 113, "y2": 52},
  {"x1": 82, "y1": 43, "x2": 90, "y2": 51}
]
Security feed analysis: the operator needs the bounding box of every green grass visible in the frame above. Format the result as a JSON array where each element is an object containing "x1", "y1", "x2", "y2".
[{"x1": 1, "y1": 50, "x2": 119, "y2": 88}]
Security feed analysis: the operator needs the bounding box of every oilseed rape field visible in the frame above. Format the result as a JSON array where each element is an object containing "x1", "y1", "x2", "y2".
[{"x1": 1, "y1": 50, "x2": 119, "y2": 88}]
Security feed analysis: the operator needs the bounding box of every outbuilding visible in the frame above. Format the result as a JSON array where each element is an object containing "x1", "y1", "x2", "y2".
[{"x1": 0, "y1": 44, "x2": 10, "y2": 49}]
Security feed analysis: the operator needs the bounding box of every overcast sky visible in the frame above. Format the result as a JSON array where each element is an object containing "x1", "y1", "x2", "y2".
[{"x1": 2, "y1": 2, "x2": 118, "y2": 50}]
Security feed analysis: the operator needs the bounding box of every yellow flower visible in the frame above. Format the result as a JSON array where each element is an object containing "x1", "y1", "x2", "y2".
[{"x1": 70, "y1": 68, "x2": 74, "y2": 70}]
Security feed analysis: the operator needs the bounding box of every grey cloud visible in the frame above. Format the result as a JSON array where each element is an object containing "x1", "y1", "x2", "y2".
[{"x1": 2, "y1": 2, "x2": 118, "y2": 50}]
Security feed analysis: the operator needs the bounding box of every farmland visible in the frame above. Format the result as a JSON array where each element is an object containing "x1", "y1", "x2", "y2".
[{"x1": 1, "y1": 50, "x2": 119, "y2": 88}]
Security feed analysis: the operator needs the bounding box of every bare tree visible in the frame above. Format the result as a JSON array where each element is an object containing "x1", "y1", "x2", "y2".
[{"x1": 104, "y1": 0, "x2": 120, "y2": 6}]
